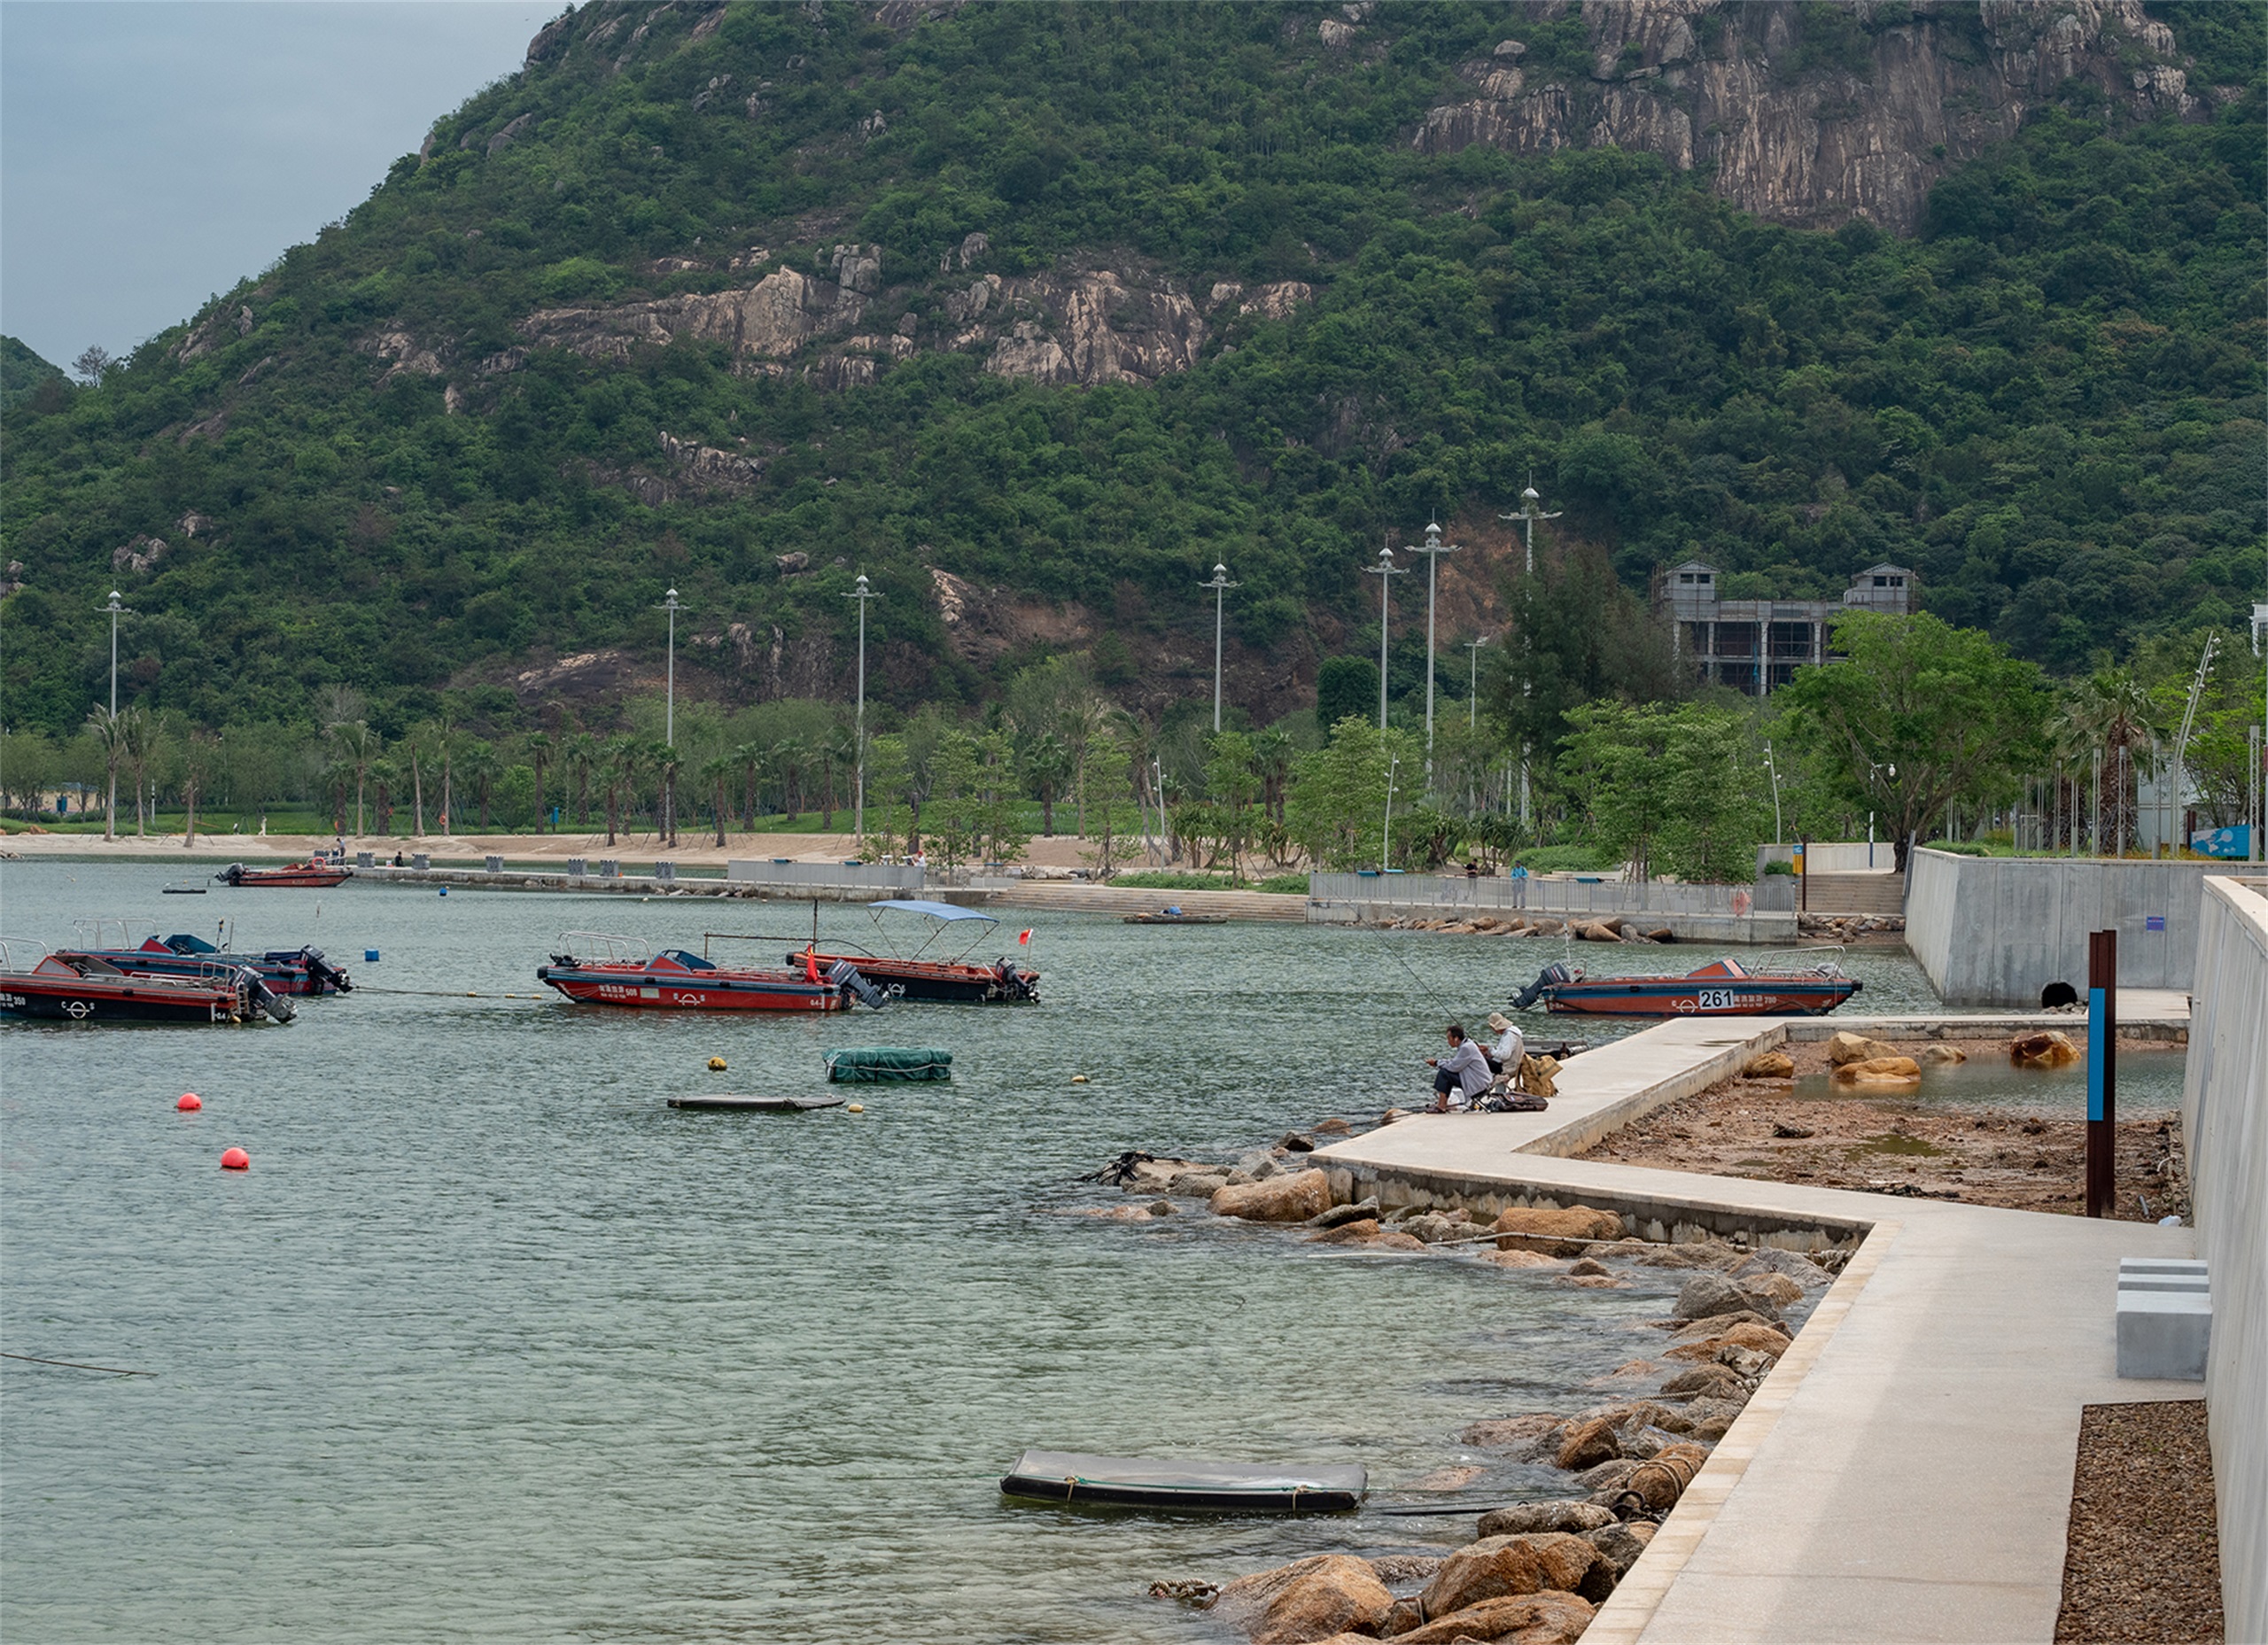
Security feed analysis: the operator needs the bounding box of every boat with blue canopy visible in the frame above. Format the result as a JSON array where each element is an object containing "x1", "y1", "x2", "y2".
[{"x1": 781, "y1": 899, "x2": 1039, "y2": 1005}]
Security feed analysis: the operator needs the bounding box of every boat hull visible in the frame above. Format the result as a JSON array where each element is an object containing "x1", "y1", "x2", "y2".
[
  {"x1": 538, "y1": 966, "x2": 845, "y2": 1012},
  {"x1": 217, "y1": 865, "x2": 352, "y2": 888},
  {"x1": 80, "y1": 949, "x2": 348, "y2": 996},
  {"x1": 802, "y1": 951, "x2": 1037, "y2": 1004},
  {"x1": 0, "y1": 975, "x2": 251, "y2": 1023},
  {"x1": 1542, "y1": 979, "x2": 1859, "y2": 1017}
]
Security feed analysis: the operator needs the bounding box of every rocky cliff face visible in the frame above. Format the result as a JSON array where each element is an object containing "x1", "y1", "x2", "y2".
[{"x1": 1416, "y1": 0, "x2": 2202, "y2": 233}]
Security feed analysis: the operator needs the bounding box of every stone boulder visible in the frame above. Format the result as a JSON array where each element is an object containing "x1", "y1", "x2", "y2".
[
  {"x1": 1669, "y1": 1307, "x2": 1783, "y2": 1342},
  {"x1": 1581, "y1": 1519, "x2": 1655, "y2": 1580},
  {"x1": 1212, "y1": 1169, "x2": 1331, "y2": 1222},
  {"x1": 1731, "y1": 1247, "x2": 1829, "y2": 1283},
  {"x1": 1211, "y1": 1554, "x2": 1393, "y2": 1644},
  {"x1": 1672, "y1": 1272, "x2": 1759, "y2": 1323},
  {"x1": 1658, "y1": 1362, "x2": 1745, "y2": 1400},
  {"x1": 1743, "y1": 1050, "x2": 1795, "y2": 1079},
  {"x1": 1683, "y1": 1397, "x2": 1748, "y2": 1439},
  {"x1": 1461, "y1": 1414, "x2": 1565, "y2": 1457},
  {"x1": 1168, "y1": 1171, "x2": 1231, "y2": 1198},
  {"x1": 1832, "y1": 1055, "x2": 1922, "y2": 1086},
  {"x1": 1667, "y1": 1320, "x2": 1793, "y2": 1361},
  {"x1": 1738, "y1": 1272, "x2": 1805, "y2": 1309},
  {"x1": 1308, "y1": 1197, "x2": 1380, "y2": 1230},
  {"x1": 1490, "y1": 1204, "x2": 1623, "y2": 1256},
  {"x1": 1573, "y1": 1456, "x2": 1643, "y2": 1498},
  {"x1": 1476, "y1": 1500, "x2": 1615, "y2": 1539},
  {"x1": 1390, "y1": 1591, "x2": 1596, "y2": 1645},
  {"x1": 1552, "y1": 1415, "x2": 1624, "y2": 1470},
  {"x1": 1309, "y1": 1220, "x2": 1428, "y2": 1252},
  {"x1": 1917, "y1": 1043, "x2": 1969, "y2": 1064},
  {"x1": 1828, "y1": 1030, "x2": 1901, "y2": 1065},
  {"x1": 2011, "y1": 1030, "x2": 2081, "y2": 1068},
  {"x1": 1420, "y1": 1532, "x2": 1598, "y2": 1617}
]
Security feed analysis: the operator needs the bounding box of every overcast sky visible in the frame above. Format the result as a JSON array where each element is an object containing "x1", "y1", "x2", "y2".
[{"x1": 3, "y1": 1, "x2": 555, "y2": 370}]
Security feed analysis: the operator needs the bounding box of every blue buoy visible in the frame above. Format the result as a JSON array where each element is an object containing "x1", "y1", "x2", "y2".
[
  {"x1": 439, "y1": 887, "x2": 448, "y2": 897},
  {"x1": 364, "y1": 949, "x2": 380, "y2": 963}
]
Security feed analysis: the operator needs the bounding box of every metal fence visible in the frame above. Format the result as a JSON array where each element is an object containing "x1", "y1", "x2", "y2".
[
  {"x1": 726, "y1": 859, "x2": 923, "y2": 892},
  {"x1": 1308, "y1": 873, "x2": 1793, "y2": 916}
]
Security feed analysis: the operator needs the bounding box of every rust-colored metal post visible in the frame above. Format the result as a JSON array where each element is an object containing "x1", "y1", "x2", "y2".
[{"x1": 2085, "y1": 928, "x2": 2117, "y2": 1218}]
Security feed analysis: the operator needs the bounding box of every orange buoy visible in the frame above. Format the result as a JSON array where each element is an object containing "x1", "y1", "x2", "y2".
[
  {"x1": 219, "y1": 1146, "x2": 250, "y2": 1170},
  {"x1": 176, "y1": 1092, "x2": 203, "y2": 1112}
]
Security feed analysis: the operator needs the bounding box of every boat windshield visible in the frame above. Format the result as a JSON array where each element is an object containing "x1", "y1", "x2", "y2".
[{"x1": 655, "y1": 950, "x2": 718, "y2": 971}]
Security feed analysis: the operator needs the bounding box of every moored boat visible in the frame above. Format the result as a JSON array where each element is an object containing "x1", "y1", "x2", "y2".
[
  {"x1": 217, "y1": 860, "x2": 352, "y2": 888},
  {"x1": 536, "y1": 931, "x2": 876, "y2": 1013},
  {"x1": 780, "y1": 900, "x2": 1037, "y2": 1004},
  {"x1": 999, "y1": 1449, "x2": 1366, "y2": 1513},
  {"x1": 70, "y1": 922, "x2": 352, "y2": 996},
  {"x1": 1511, "y1": 956, "x2": 1860, "y2": 1017},
  {"x1": 0, "y1": 937, "x2": 296, "y2": 1025},
  {"x1": 1122, "y1": 906, "x2": 1226, "y2": 925}
]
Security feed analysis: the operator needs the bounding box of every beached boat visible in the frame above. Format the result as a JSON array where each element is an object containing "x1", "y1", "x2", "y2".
[
  {"x1": 1511, "y1": 956, "x2": 1860, "y2": 1018},
  {"x1": 762, "y1": 900, "x2": 1037, "y2": 1004},
  {"x1": 536, "y1": 931, "x2": 878, "y2": 1013},
  {"x1": 0, "y1": 937, "x2": 296, "y2": 1025},
  {"x1": 999, "y1": 1449, "x2": 1366, "y2": 1513},
  {"x1": 1122, "y1": 907, "x2": 1226, "y2": 925},
  {"x1": 69, "y1": 921, "x2": 353, "y2": 996},
  {"x1": 667, "y1": 1094, "x2": 846, "y2": 1112},
  {"x1": 216, "y1": 860, "x2": 352, "y2": 888}
]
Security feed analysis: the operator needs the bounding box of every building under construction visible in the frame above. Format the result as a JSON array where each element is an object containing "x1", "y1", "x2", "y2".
[{"x1": 1654, "y1": 561, "x2": 1919, "y2": 694}]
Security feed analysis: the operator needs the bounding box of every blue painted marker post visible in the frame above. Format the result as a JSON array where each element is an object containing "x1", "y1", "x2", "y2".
[{"x1": 2085, "y1": 928, "x2": 2117, "y2": 1218}]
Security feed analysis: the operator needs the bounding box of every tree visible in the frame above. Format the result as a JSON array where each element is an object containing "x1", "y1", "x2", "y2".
[
  {"x1": 70, "y1": 345, "x2": 113, "y2": 385},
  {"x1": 119, "y1": 707, "x2": 157, "y2": 836},
  {"x1": 654, "y1": 741, "x2": 682, "y2": 847},
  {"x1": 701, "y1": 754, "x2": 735, "y2": 847},
  {"x1": 1775, "y1": 611, "x2": 2050, "y2": 871},
  {"x1": 1076, "y1": 729, "x2": 1131, "y2": 875},
  {"x1": 525, "y1": 731, "x2": 553, "y2": 833},
  {"x1": 2069, "y1": 667, "x2": 2157, "y2": 855},
  {"x1": 331, "y1": 721, "x2": 382, "y2": 837},
  {"x1": 860, "y1": 733, "x2": 911, "y2": 857},
  {"x1": 179, "y1": 727, "x2": 218, "y2": 846},
  {"x1": 602, "y1": 735, "x2": 641, "y2": 846},
  {"x1": 565, "y1": 731, "x2": 600, "y2": 829},
  {"x1": 83, "y1": 707, "x2": 123, "y2": 841},
  {"x1": 772, "y1": 736, "x2": 807, "y2": 824},
  {"x1": 734, "y1": 741, "x2": 768, "y2": 828},
  {"x1": 1316, "y1": 656, "x2": 1382, "y2": 734},
  {"x1": 928, "y1": 731, "x2": 982, "y2": 871},
  {"x1": 1023, "y1": 733, "x2": 1071, "y2": 836},
  {"x1": 1559, "y1": 702, "x2": 1767, "y2": 882},
  {"x1": 1284, "y1": 718, "x2": 1422, "y2": 872},
  {"x1": 369, "y1": 758, "x2": 399, "y2": 837},
  {"x1": 459, "y1": 739, "x2": 501, "y2": 831},
  {"x1": 1203, "y1": 730, "x2": 1259, "y2": 878}
]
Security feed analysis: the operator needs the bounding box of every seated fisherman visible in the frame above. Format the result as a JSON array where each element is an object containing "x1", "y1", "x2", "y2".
[
  {"x1": 1482, "y1": 1010, "x2": 1526, "y2": 1075},
  {"x1": 1425, "y1": 1024, "x2": 1493, "y2": 1112}
]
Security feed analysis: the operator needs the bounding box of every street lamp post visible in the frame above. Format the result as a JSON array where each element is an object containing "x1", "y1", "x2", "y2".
[
  {"x1": 1198, "y1": 563, "x2": 1239, "y2": 732},
  {"x1": 97, "y1": 589, "x2": 130, "y2": 842},
  {"x1": 1499, "y1": 485, "x2": 1560, "y2": 827},
  {"x1": 847, "y1": 572, "x2": 878, "y2": 841},
  {"x1": 1764, "y1": 740, "x2": 1783, "y2": 845},
  {"x1": 1362, "y1": 544, "x2": 1407, "y2": 730},
  {"x1": 1410, "y1": 522, "x2": 1458, "y2": 780},
  {"x1": 1465, "y1": 635, "x2": 1488, "y2": 729},
  {"x1": 656, "y1": 586, "x2": 683, "y2": 843}
]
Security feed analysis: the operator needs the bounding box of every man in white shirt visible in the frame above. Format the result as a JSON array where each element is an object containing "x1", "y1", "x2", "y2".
[{"x1": 1487, "y1": 1010, "x2": 1526, "y2": 1077}]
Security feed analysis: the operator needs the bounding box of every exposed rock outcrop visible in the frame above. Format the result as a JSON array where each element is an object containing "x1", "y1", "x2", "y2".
[
  {"x1": 521, "y1": 267, "x2": 866, "y2": 363},
  {"x1": 656, "y1": 430, "x2": 763, "y2": 493},
  {"x1": 1413, "y1": 0, "x2": 2202, "y2": 234},
  {"x1": 112, "y1": 535, "x2": 168, "y2": 576}
]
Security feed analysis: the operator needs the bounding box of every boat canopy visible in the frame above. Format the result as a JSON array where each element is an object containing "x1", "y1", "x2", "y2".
[{"x1": 865, "y1": 899, "x2": 997, "y2": 923}]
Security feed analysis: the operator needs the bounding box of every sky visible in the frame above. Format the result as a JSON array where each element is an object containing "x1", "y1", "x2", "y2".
[{"x1": 2, "y1": 1, "x2": 555, "y2": 371}]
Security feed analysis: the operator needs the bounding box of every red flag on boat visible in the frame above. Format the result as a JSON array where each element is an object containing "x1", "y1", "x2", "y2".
[
  {"x1": 1018, "y1": 929, "x2": 1032, "y2": 945},
  {"x1": 804, "y1": 946, "x2": 820, "y2": 983}
]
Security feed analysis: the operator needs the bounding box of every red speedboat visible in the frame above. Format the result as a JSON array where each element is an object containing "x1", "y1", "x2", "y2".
[
  {"x1": 536, "y1": 932, "x2": 879, "y2": 1013},
  {"x1": 774, "y1": 900, "x2": 1037, "y2": 1005},
  {"x1": 217, "y1": 860, "x2": 352, "y2": 888},
  {"x1": 1512, "y1": 956, "x2": 1860, "y2": 1018},
  {"x1": 0, "y1": 938, "x2": 296, "y2": 1024}
]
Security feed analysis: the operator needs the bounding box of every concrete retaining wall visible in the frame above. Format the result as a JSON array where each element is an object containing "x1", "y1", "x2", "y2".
[
  {"x1": 2181, "y1": 873, "x2": 2268, "y2": 1645},
  {"x1": 1907, "y1": 849, "x2": 2234, "y2": 1005}
]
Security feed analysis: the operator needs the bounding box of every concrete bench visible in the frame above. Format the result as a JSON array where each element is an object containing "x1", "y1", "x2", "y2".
[{"x1": 2117, "y1": 1258, "x2": 2210, "y2": 1379}]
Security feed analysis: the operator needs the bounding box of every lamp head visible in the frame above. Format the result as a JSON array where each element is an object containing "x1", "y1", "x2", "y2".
[
  {"x1": 665, "y1": 587, "x2": 678, "y2": 601},
  {"x1": 1425, "y1": 522, "x2": 1441, "y2": 547},
  {"x1": 1213, "y1": 563, "x2": 1227, "y2": 579},
  {"x1": 1522, "y1": 486, "x2": 1540, "y2": 504},
  {"x1": 106, "y1": 590, "x2": 121, "y2": 609},
  {"x1": 856, "y1": 572, "x2": 868, "y2": 589}
]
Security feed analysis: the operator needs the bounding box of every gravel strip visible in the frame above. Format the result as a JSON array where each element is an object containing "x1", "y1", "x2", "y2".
[{"x1": 2055, "y1": 1401, "x2": 2224, "y2": 1644}]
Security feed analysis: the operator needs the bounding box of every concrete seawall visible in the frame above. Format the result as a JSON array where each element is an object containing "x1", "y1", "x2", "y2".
[
  {"x1": 1907, "y1": 848, "x2": 2235, "y2": 1005},
  {"x1": 2183, "y1": 873, "x2": 2268, "y2": 1645}
]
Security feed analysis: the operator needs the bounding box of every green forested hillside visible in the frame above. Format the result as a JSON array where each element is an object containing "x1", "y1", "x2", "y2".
[{"x1": 1, "y1": 0, "x2": 2261, "y2": 745}]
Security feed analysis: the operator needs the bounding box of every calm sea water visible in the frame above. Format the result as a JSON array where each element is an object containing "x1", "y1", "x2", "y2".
[{"x1": 0, "y1": 864, "x2": 1932, "y2": 1641}]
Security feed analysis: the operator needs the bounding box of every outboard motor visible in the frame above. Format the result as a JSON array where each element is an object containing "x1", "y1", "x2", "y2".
[
  {"x1": 292, "y1": 946, "x2": 353, "y2": 994},
  {"x1": 244, "y1": 969, "x2": 296, "y2": 1024},
  {"x1": 827, "y1": 958, "x2": 887, "y2": 1010},
  {"x1": 1511, "y1": 961, "x2": 1578, "y2": 1012},
  {"x1": 215, "y1": 863, "x2": 245, "y2": 887}
]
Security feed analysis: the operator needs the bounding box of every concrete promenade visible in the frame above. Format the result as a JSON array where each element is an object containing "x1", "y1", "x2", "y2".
[{"x1": 1315, "y1": 1002, "x2": 2205, "y2": 1644}]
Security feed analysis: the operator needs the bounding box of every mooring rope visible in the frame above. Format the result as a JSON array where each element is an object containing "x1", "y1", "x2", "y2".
[{"x1": 2, "y1": 1351, "x2": 154, "y2": 1376}]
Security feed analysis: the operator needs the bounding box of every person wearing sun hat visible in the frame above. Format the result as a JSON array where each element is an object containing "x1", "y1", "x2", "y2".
[{"x1": 1485, "y1": 1010, "x2": 1525, "y2": 1076}]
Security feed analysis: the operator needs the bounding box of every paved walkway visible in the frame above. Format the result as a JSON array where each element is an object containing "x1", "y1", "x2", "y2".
[{"x1": 1314, "y1": 1005, "x2": 2202, "y2": 1644}]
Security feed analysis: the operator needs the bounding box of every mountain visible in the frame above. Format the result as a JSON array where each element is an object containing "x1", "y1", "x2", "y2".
[
  {"x1": 0, "y1": 337, "x2": 67, "y2": 415},
  {"x1": 1, "y1": 0, "x2": 2260, "y2": 741}
]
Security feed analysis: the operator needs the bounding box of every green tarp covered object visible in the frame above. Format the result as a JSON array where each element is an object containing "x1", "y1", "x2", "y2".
[{"x1": 824, "y1": 1047, "x2": 954, "y2": 1082}]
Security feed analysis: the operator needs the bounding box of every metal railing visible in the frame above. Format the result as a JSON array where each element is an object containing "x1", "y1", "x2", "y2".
[
  {"x1": 726, "y1": 859, "x2": 923, "y2": 892},
  {"x1": 1308, "y1": 873, "x2": 1792, "y2": 917}
]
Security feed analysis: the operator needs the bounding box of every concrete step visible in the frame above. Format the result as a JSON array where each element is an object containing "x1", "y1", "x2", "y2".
[{"x1": 1800, "y1": 873, "x2": 1906, "y2": 916}]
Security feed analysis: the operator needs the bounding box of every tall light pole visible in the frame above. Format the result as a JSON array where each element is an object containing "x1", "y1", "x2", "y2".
[
  {"x1": 1198, "y1": 562, "x2": 1239, "y2": 732},
  {"x1": 1410, "y1": 522, "x2": 1458, "y2": 780},
  {"x1": 98, "y1": 589, "x2": 130, "y2": 841},
  {"x1": 1381, "y1": 752, "x2": 1399, "y2": 870},
  {"x1": 1363, "y1": 544, "x2": 1406, "y2": 730},
  {"x1": 1465, "y1": 635, "x2": 1488, "y2": 729},
  {"x1": 656, "y1": 586, "x2": 683, "y2": 843},
  {"x1": 847, "y1": 572, "x2": 878, "y2": 840},
  {"x1": 1764, "y1": 740, "x2": 1783, "y2": 845},
  {"x1": 1499, "y1": 485, "x2": 1560, "y2": 826}
]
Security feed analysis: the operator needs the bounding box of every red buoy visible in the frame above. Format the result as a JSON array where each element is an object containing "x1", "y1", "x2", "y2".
[
  {"x1": 176, "y1": 1092, "x2": 203, "y2": 1112},
  {"x1": 220, "y1": 1146, "x2": 249, "y2": 1170}
]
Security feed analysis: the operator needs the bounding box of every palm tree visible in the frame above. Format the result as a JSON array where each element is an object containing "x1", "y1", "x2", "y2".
[
  {"x1": 565, "y1": 732, "x2": 600, "y2": 829},
  {"x1": 83, "y1": 706, "x2": 123, "y2": 842},
  {"x1": 1252, "y1": 728, "x2": 1297, "y2": 827},
  {"x1": 735, "y1": 741, "x2": 768, "y2": 829},
  {"x1": 331, "y1": 720, "x2": 382, "y2": 837},
  {"x1": 602, "y1": 735, "x2": 641, "y2": 846},
  {"x1": 433, "y1": 714, "x2": 459, "y2": 834},
  {"x1": 819, "y1": 726, "x2": 858, "y2": 831},
  {"x1": 773, "y1": 736, "x2": 807, "y2": 825},
  {"x1": 1024, "y1": 733, "x2": 1071, "y2": 836},
  {"x1": 701, "y1": 754, "x2": 736, "y2": 848},
  {"x1": 407, "y1": 729, "x2": 429, "y2": 835},
  {"x1": 119, "y1": 707, "x2": 157, "y2": 836},
  {"x1": 459, "y1": 740, "x2": 502, "y2": 831},
  {"x1": 525, "y1": 731, "x2": 553, "y2": 834},
  {"x1": 369, "y1": 758, "x2": 399, "y2": 839},
  {"x1": 2077, "y1": 668, "x2": 2156, "y2": 856},
  {"x1": 180, "y1": 728, "x2": 216, "y2": 846}
]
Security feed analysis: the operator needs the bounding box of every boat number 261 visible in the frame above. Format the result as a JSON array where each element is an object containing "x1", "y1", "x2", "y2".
[{"x1": 1689, "y1": 989, "x2": 1738, "y2": 1012}]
